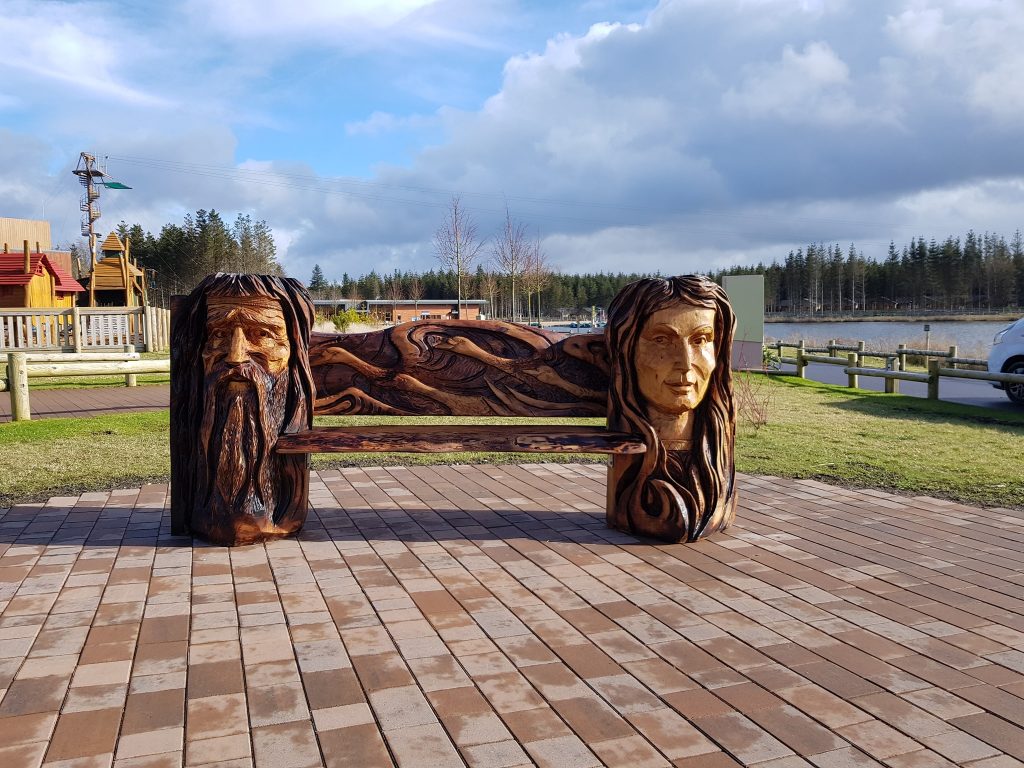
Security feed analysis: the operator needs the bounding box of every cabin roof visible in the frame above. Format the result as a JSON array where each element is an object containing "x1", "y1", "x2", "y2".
[
  {"x1": 100, "y1": 232, "x2": 125, "y2": 253},
  {"x1": 0, "y1": 253, "x2": 86, "y2": 292}
]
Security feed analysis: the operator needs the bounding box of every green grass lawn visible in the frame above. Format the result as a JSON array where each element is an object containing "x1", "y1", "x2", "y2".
[{"x1": 1, "y1": 373, "x2": 1022, "y2": 509}]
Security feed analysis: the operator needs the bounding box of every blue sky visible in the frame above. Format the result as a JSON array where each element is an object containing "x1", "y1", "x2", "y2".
[{"x1": 2, "y1": 0, "x2": 1024, "y2": 285}]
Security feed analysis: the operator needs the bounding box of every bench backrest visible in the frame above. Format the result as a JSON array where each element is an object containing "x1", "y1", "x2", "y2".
[{"x1": 308, "y1": 321, "x2": 609, "y2": 418}]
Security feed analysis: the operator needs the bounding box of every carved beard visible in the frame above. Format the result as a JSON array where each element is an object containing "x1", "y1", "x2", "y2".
[{"x1": 197, "y1": 363, "x2": 289, "y2": 528}]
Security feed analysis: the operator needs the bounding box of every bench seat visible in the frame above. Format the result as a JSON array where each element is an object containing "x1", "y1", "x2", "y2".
[{"x1": 275, "y1": 424, "x2": 646, "y2": 455}]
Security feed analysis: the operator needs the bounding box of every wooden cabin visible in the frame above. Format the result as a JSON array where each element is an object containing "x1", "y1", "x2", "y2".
[
  {"x1": 85, "y1": 232, "x2": 147, "y2": 307},
  {"x1": 0, "y1": 241, "x2": 85, "y2": 308}
]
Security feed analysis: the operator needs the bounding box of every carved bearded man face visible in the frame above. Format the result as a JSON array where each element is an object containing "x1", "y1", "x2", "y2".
[{"x1": 198, "y1": 296, "x2": 291, "y2": 526}]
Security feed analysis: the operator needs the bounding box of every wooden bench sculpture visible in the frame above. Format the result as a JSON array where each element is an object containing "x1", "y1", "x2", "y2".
[{"x1": 170, "y1": 273, "x2": 737, "y2": 546}]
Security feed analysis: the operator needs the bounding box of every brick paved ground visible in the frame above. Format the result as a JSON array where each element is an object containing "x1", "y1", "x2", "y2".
[
  {"x1": 0, "y1": 385, "x2": 169, "y2": 422},
  {"x1": 0, "y1": 464, "x2": 1022, "y2": 767}
]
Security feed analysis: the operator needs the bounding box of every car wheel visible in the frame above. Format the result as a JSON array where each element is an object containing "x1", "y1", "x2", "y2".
[{"x1": 1006, "y1": 361, "x2": 1024, "y2": 405}]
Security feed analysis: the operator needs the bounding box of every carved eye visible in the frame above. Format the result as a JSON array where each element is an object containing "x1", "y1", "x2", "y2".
[
  {"x1": 212, "y1": 329, "x2": 227, "y2": 340},
  {"x1": 652, "y1": 334, "x2": 670, "y2": 345}
]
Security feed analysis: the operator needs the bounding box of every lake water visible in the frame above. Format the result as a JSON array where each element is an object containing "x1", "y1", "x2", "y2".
[
  {"x1": 544, "y1": 318, "x2": 1020, "y2": 357},
  {"x1": 766, "y1": 320, "x2": 1017, "y2": 358},
  {"x1": 547, "y1": 324, "x2": 603, "y2": 335}
]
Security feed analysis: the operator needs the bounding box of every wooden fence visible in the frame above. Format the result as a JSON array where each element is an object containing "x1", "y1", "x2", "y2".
[
  {"x1": 0, "y1": 306, "x2": 171, "y2": 353},
  {"x1": 3, "y1": 349, "x2": 171, "y2": 421},
  {"x1": 768, "y1": 340, "x2": 1024, "y2": 398}
]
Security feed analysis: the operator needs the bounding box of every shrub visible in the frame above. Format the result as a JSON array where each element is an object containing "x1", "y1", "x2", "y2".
[{"x1": 332, "y1": 308, "x2": 363, "y2": 333}]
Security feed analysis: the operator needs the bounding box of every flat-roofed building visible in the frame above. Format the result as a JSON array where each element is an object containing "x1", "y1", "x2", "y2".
[
  {"x1": 0, "y1": 217, "x2": 52, "y2": 252},
  {"x1": 313, "y1": 298, "x2": 488, "y2": 323}
]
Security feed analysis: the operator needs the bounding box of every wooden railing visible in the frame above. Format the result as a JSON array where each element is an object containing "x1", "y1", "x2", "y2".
[
  {"x1": 0, "y1": 306, "x2": 171, "y2": 353},
  {"x1": 768, "y1": 339, "x2": 1024, "y2": 398},
  {"x1": 3, "y1": 348, "x2": 171, "y2": 421}
]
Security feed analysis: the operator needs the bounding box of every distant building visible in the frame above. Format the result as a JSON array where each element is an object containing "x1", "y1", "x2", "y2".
[
  {"x1": 0, "y1": 217, "x2": 53, "y2": 252},
  {"x1": 0, "y1": 243, "x2": 85, "y2": 308},
  {"x1": 313, "y1": 298, "x2": 488, "y2": 323}
]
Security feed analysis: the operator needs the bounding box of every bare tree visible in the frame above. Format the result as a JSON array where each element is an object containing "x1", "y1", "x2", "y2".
[
  {"x1": 491, "y1": 208, "x2": 530, "y2": 323},
  {"x1": 383, "y1": 271, "x2": 404, "y2": 324},
  {"x1": 433, "y1": 196, "x2": 486, "y2": 320},
  {"x1": 522, "y1": 236, "x2": 551, "y2": 325},
  {"x1": 408, "y1": 275, "x2": 423, "y2": 320},
  {"x1": 479, "y1": 270, "x2": 499, "y2": 320}
]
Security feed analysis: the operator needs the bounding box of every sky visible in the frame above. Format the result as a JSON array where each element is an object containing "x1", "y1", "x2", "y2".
[{"x1": 2, "y1": 0, "x2": 1024, "y2": 285}]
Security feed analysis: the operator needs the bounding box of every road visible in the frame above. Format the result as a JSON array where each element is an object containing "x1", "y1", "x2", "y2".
[{"x1": 789, "y1": 362, "x2": 1021, "y2": 412}]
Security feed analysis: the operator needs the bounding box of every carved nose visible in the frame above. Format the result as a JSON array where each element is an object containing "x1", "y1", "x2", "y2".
[
  {"x1": 226, "y1": 325, "x2": 250, "y2": 365},
  {"x1": 677, "y1": 344, "x2": 693, "y2": 370}
]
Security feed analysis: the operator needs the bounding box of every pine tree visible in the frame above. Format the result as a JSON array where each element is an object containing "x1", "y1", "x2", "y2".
[{"x1": 309, "y1": 264, "x2": 327, "y2": 294}]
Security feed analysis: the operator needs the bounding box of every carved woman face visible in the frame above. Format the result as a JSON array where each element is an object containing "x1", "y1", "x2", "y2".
[{"x1": 635, "y1": 304, "x2": 717, "y2": 416}]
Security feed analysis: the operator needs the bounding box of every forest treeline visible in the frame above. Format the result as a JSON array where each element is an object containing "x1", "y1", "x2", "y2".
[
  {"x1": 82, "y1": 210, "x2": 283, "y2": 305},
  {"x1": 307, "y1": 264, "x2": 650, "y2": 320},
  {"x1": 103, "y1": 210, "x2": 1024, "y2": 316},
  {"x1": 714, "y1": 231, "x2": 1024, "y2": 314},
  {"x1": 318, "y1": 229, "x2": 1024, "y2": 318}
]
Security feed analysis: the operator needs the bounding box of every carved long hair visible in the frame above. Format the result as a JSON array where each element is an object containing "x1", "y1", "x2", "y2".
[
  {"x1": 606, "y1": 276, "x2": 736, "y2": 541},
  {"x1": 170, "y1": 273, "x2": 315, "y2": 533}
]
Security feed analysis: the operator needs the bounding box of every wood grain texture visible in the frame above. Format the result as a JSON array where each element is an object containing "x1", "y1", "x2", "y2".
[
  {"x1": 275, "y1": 425, "x2": 647, "y2": 454},
  {"x1": 604, "y1": 276, "x2": 738, "y2": 544},
  {"x1": 309, "y1": 321, "x2": 609, "y2": 417},
  {"x1": 170, "y1": 274, "x2": 315, "y2": 546}
]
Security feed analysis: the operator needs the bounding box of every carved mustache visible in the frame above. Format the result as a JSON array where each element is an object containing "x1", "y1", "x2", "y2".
[{"x1": 212, "y1": 361, "x2": 273, "y2": 388}]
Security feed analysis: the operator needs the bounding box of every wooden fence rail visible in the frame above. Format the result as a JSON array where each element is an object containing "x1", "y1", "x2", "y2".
[
  {"x1": 0, "y1": 306, "x2": 172, "y2": 353},
  {"x1": 769, "y1": 339, "x2": 1024, "y2": 398},
  {"x1": 4, "y1": 349, "x2": 170, "y2": 421}
]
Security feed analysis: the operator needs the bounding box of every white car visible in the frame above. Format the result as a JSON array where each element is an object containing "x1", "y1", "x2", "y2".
[{"x1": 988, "y1": 317, "x2": 1024, "y2": 404}]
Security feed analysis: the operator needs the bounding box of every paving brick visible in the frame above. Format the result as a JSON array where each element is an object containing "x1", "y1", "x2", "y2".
[
  {"x1": 946, "y1": 713, "x2": 1024, "y2": 761},
  {"x1": 120, "y1": 688, "x2": 185, "y2": 734},
  {"x1": 2, "y1": 466, "x2": 1023, "y2": 767},
  {"x1": 696, "y1": 712, "x2": 795, "y2": 764},
  {"x1": 251, "y1": 720, "x2": 323, "y2": 767},
  {"x1": 549, "y1": 695, "x2": 635, "y2": 743},
  {"x1": 627, "y1": 706, "x2": 718, "y2": 760},
  {"x1": 385, "y1": 722, "x2": 462, "y2": 768},
  {"x1": 834, "y1": 720, "x2": 925, "y2": 761},
  {"x1": 44, "y1": 708, "x2": 122, "y2": 762},
  {"x1": 522, "y1": 734, "x2": 602, "y2": 768}
]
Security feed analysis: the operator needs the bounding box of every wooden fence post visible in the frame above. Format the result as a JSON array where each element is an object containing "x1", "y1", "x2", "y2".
[
  {"x1": 927, "y1": 359, "x2": 940, "y2": 400},
  {"x1": 827, "y1": 339, "x2": 836, "y2": 358},
  {"x1": 8, "y1": 352, "x2": 30, "y2": 421},
  {"x1": 143, "y1": 305, "x2": 153, "y2": 352},
  {"x1": 947, "y1": 345, "x2": 957, "y2": 370},
  {"x1": 161, "y1": 308, "x2": 170, "y2": 352},
  {"x1": 897, "y1": 343, "x2": 907, "y2": 372},
  {"x1": 856, "y1": 340, "x2": 866, "y2": 367},
  {"x1": 71, "y1": 305, "x2": 82, "y2": 352},
  {"x1": 885, "y1": 369, "x2": 898, "y2": 394},
  {"x1": 796, "y1": 340, "x2": 806, "y2": 379},
  {"x1": 124, "y1": 345, "x2": 137, "y2": 387},
  {"x1": 847, "y1": 352, "x2": 858, "y2": 389}
]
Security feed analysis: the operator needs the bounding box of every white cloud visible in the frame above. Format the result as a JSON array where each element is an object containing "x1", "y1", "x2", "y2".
[
  {"x1": 5, "y1": 0, "x2": 1024, "y2": 286},
  {"x1": 345, "y1": 111, "x2": 439, "y2": 136},
  {"x1": 183, "y1": 0, "x2": 503, "y2": 50},
  {"x1": 1, "y1": 5, "x2": 171, "y2": 107},
  {"x1": 722, "y1": 42, "x2": 859, "y2": 124}
]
